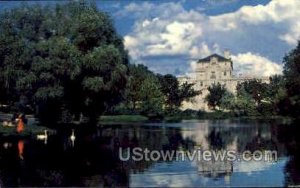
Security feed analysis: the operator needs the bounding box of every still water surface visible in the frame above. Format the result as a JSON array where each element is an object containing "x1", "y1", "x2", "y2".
[{"x1": 0, "y1": 119, "x2": 299, "y2": 187}]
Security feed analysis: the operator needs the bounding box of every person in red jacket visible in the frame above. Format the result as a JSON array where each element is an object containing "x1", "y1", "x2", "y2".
[{"x1": 16, "y1": 114, "x2": 24, "y2": 133}]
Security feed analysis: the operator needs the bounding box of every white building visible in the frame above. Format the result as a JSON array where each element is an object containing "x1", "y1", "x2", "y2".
[{"x1": 178, "y1": 51, "x2": 269, "y2": 111}]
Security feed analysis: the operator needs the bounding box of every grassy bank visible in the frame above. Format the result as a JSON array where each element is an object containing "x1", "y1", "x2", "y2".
[
  {"x1": 99, "y1": 112, "x2": 293, "y2": 124},
  {"x1": 163, "y1": 111, "x2": 233, "y2": 122},
  {"x1": 99, "y1": 115, "x2": 149, "y2": 123},
  {"x1": 0, "y1": 123, "x2": 56, "y2": 137}
]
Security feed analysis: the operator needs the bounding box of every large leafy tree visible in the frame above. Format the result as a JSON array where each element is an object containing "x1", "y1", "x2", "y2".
[
  {"x1": 158, "y1": 74, "x2": 200, "y2": 113},
  {"x1": 124, "y1": 64, "x2": 153, "y2": 112},
  {"x1": 235, "y1": 79, "x2": 272, "y2": 115},
  {"x1": 205, "y1": 83, "x2": 227, "y2": 110},
  {"x1": 236, "y1": 79, "x2": 268, "y2": 106},
  {"x1": 234, "y1": 85, "x2": 259, "y2": 116},
  {"x1": 121, "y1": 64, "x2": 164, "y2": 116},
  {"x1": 219, "y1": 91, "x2": 234, "y2": 110},
  {"x1": 283, "y1": 41, "x2": 300, "y2": 117},
  {"x1": 0, "y1": 2, "x2": 129, "y2": 124},
  {"x1": 116, "y1": 66, "x2": 200, "y2": 117},
  {"x1": 139, "y1": 75, "x2": 164, "y2": 117},
  {"x1": 267, "y1": 75, "x2": 289, "y2": 115}
]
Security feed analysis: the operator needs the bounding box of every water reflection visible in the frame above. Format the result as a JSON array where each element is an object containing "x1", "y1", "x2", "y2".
[
  {"x1": 36, "y1": 130, "x2": 48, "y2": 145},
  {"x1": 18, "y1": 140, "x2": 24, "y2": 160},
  {"x1": 0, "y1": 120, "x2": 299, "y2": 187}
]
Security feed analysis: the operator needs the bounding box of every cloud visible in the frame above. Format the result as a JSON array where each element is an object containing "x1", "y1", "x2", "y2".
[
  {"x1": 121, "y1": 0, "x2": 300, "y2": 76},
  {"x1": 116, "y1": 2, "x2": 185, "y2": 19},
  {"x1": 189, "y1": 42, "x2": 211, "y2": 59},
  {"x1": 279, "y1": 22, "x2": 300, "y2": 45},
  {"x1": 210, "y1": 0, "x2": 300, "y2": 27},
  {"x1": 231, "y1": 52, "x2": 283, "y2": 77}
]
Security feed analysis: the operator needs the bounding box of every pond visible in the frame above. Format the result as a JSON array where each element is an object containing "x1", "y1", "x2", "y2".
[{"x1": 0, "y1": 119, "x2": 299, "y2": 187}]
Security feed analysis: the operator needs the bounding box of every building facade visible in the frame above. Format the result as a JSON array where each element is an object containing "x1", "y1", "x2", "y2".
[{"x1": 178, "y1": 51, "x2": 269, "y2": 111}]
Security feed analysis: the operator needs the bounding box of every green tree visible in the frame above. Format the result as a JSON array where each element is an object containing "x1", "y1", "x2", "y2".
[
  {"x1": 123, "y1": 64, "x2": 153, "y2": 112},
  {"x1": 236, "y1": 79, "x2": 276, "y2": 115},
  {"x1": 283, "y1": 41, "x2": 300, "y2": 117},
  {"x1": 158, "y1": 74, "x2": 200, "y2": 113},
  {"x1": 0, "y1": 2, "x2": 129, "y2": 124},
  {"x1": 220, "y1": 91, "x2": 235, "y2": 110},
  {"x1": 236, "y1": 79, "x2": 268, "y2": 106},
  {"x1": 267, "y1": 75, "x2": 288, "y2": 115},
  {"x1": 120, "y1": 64, "x2": 164, "y2": 117},
  {"x1": 234, "y1": 86, "x2": 258, "y2": 116},
  {"x1": 139, "y1": 75, "x2": 164, "y2": 117},
  {"x1": 205, "y1": 83, "x2": 227, "y2": 110}
]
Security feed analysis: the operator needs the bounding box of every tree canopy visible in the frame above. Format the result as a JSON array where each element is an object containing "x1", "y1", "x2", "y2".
[
  {"x1": 205, "y1": 83, "x2": 228, "y2": 110},
  {"x1": 158, "y1": 74, "x2": 200, "y2": 113},
  {"x1": 283, "y1": 41, "x2": 300, "y2": 117},
  {"x1": 0, "y1": 2, "x2": 129, "y2": 124}
]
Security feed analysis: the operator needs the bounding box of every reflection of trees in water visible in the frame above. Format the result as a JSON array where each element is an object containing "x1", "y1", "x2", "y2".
[
  {"x1": 244, "y1": 125, "x2": 278, "y2": 152},
  {"x1": 1, "y1": 121, "x2": 300, "y2": 186},
  {"x1": 285, "y1": 156, "x2": 300, "y2": 186},
  {"x1": 0, "y1": 128, "x2": 129, "y2": 187},
  {"x1": 114, "y1": 126, "x2": 191, "y2": 173},
  {"x1": 207, "y1": 127, "x2": 226, "y2": 150},
  {"x1": 205, "y1": 121, "x2": 300, "y2": 186},
  {"x1": 202, "y1": 121, "x2": 285, "y2": 179},
  {"x1": 0, "y1": 138, "x2": 27, "y2": 186},
  {"x1": 88, "y1": 122, "x2": 300, "y2": 186},
  {"x1": 0, "y1": 125, "x2": 196, "y2": 186},
  {"x1": 274, "y1": 122, "x2": 300, "y2": 186},
  {"x1": 206, "y1": 122, "x2": 280, "y2": 153}
]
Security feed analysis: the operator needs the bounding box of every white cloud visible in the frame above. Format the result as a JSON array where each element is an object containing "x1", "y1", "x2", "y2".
[
  {"x1": 124, "y1": 36, "x2": 140, "y2": 58},
  {"x1": 231, "y1": 52, "x2": 283, "y2": 77},
  {"x1": 279, "y1": 22, "x2": 300, "y2": 45},
  {"x1": 210, "y1": 0, "x2": 300, "y2": 28},
  {"x1": 121, "y1": 0, "x2": 300, "y2": 75},
  {"x1": 116, "y1": 2, "x2": 185, "y2": 19},
  {"x1": 146, "y1": 21, "x2": 202, "y2": 56},
  {"x1": 189, "y1": 42, "x2": 211, "y2": 59}
]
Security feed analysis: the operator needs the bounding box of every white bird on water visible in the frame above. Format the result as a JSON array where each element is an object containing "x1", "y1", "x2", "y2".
[
  {"x1": 70, "y1": 129, "x2": 76, "y2": 147},
  {"x1": 3, "y1": 142, "x2": 12, "y2": 149},
  {"x1": 37, "y1": 130, "x2": 48, "y2": 144}
]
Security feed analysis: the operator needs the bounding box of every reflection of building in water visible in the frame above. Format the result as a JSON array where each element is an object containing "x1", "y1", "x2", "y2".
[
  {"x1": 181, "y1": 122, "x2": 234, "y2": 178},
  {"x1": 181, "y1": 122, "x2": 238, "y2": 151},
  {"x1": 181, "y1": 122, "x2": 210, "y2": 149},
  {"x1": 197, "y1": 159, "x2": 233, "y2": 178},
  {"x1": 178, "y1": 51, "x2": 269, "y2": 111}
]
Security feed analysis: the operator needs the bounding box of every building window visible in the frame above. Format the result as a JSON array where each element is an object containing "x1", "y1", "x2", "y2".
[
  {"x1": 210, "y1": 71, "x2": 216, "y2": 79},
  {"x1": 224, "y1": 71, "x2": 227, "y2": 76},
  {"x1": 211, "y1": 57, "x2": 217, "y2": 64},
  {"x1": 200, "y1": 81, "x2": 203, "y2": 86}
]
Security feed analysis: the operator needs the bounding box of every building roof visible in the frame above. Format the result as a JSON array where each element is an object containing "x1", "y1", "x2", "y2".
[{"x1": 197, "y1": 53, "x2": 231, "y2": 63}]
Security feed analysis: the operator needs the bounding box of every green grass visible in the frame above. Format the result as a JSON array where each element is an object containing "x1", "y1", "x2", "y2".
[
  {"x1": 164, "y1": 116, "x2": 182, "y2": 123},
  {"x1": 0, "y1": 123, "x2": 56, "y2": 137},
  {"x1": 99, "y1": 115, "x2": 148, "y2": 123},
  {"x1": 198, "y1": 111, "x2": 235, "y2": 119}
]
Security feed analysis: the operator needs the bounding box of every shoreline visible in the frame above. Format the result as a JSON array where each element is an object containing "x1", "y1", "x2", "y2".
[{"x1": 0, "y1": 113, "x2": 294, "y2": 137}]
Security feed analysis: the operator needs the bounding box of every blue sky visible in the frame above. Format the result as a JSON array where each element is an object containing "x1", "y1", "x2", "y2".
[{"x1": 1, "y1": 0, "x2": 299, "y2": 76}]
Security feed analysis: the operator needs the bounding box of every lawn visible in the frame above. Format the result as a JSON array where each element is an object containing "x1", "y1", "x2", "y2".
[
  {"x1": 99, "y1": 115, "x2": 148, "y2": 123},
  {"x1": 0, "y1": 123, "x2": 55, "y2": 137}
]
